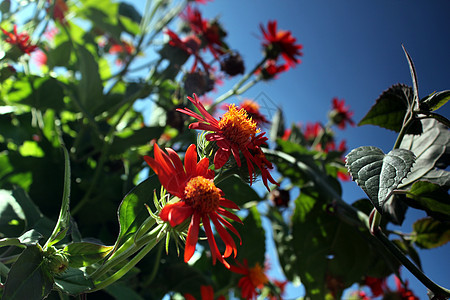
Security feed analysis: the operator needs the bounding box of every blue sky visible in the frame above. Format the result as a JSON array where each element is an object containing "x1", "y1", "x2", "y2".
[{"x1": 128, "y1": 0, "x2": 450, "y2": 298}]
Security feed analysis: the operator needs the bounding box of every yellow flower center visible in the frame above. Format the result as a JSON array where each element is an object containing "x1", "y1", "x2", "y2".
[
  {"x1": 248, "y1": 263, "x2": 269, "y2": 288},
  {"x1": 218, "y1": 104, "x2": 260, "y2": 145},
  {"x1": 184, "y1": 176, "x2": 221, "y2": 214}
]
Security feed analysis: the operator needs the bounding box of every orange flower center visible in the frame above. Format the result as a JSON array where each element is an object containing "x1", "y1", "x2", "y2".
[
  {"x1": 218, "y1": 104, "x2": 260, "y2": 145},
  {"x1": 184, "y1": 176, "x2": 221, "y2": 214},
  {"x1": 241, "y1": 100, "x2": 260, "y2": 114},
  {"x1": 248, "y1": 263, "x2": 268, "y2": 288}
]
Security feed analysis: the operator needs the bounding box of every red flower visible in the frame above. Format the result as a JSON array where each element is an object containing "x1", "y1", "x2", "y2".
[
  {"x1": 1, "y1": 25, "x2": 38, "y2": 55},
  {"x1": 330, "y1": 98, "x2": 355, "y2": 129},
  {"x1": 181, "y1": 6, "x2": 225, "y2": 59},
  {"x1": 260, "y1": 20, "x2": 302, "y2": 66},
  {"x1": 237, "y1": 99, "x2": 270, "y2": 127},
  {"x1": 47, "y1": 0, "x2": 68, "y2": 24},
  {"x1": 144, "y1": 144, "x2": 242, "y2": 268},
  {"x1": 269, "y1": 279, "x2": 288, "y2": 300},
  {"x1": 230, "y1": 260, "x2": 269, "y2": 300},
  {"x1": 177, "y1": 94, "x2": 278, "y2": 191},
  {"x1": 184, "y1": 285, "x2": 225, "y2": 300},
  {"x1": 32, "y1": 49, "x2": 48, "y2": 67},
  {"x1": 363, "y1": 276, "x2": 386, "y2": 297},
  {"x1": 256, "y1": 59, "x2": 289, "y2": 80},
  {"x1": 394, "y1": 276, "x2": 419, "y2": 300},
  {"x1": 303, "y1": 122, "x2": 322, "y2": 141},
  {"x1": 165, "y1": 29, "x2": 211, "y2": 72},
  {"x1": 108, "y1": 39, "x2": 135, "y2": 65}
]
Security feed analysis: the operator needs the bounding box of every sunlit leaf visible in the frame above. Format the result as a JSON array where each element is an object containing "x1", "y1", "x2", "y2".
[
  {"x1": 64, "y1": 242, "x2": 113, "y2": 268},
  {"x1": 420, "y1": 90, "x2": 450, "y2": 112},
  {"x1": 76, "y1": 44, "x2": 103, "y2": 113},
  {"x1": 412, "y1": 217, "x2": 450, "y2": 249},
  {"x1": 345, "y1": 146, "x2": 415, "y2": 212},
  {"x1": 54, "y1": 267, "x2": 94, "y2": 295},
  {"x1": 399, "y1": 118, "x2": 449, "y2": 188},
  {"x1": 404, "y1": 181, "x2": 450, "y2": 219}
]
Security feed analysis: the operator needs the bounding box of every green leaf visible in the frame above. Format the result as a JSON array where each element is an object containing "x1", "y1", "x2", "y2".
[
  {"x1": 420, "y1": 90, "x2": 450, "y2": 112},
  {"x1": 0, "y1": 189, "x2": 26, "y2": 237},
  {"x1": 64, "y1": 242, "x2": 113, "y2": 268},
  {"x1": 345, "y1": 146, "x2": 416, "y2": 212},
  {"x1": 119, "y1": 2, "x2": 142, "y2": 24},
  {"x1": 402, "y1": 45, "x2": 419, "y2": 110},
  {"x1": 358, "y1": 84, "x2": 421, "y2": 134},
  {"x1": 12, "y1": 187, "x2": 45, "y2": 228},
  {"x1": 399, "y1": 118, "x2": 450, "y2": 188},
  {"x1": 392, "y1": 239, "x2": 422, "y2": 270},
  {"x1": 114, "y1": 175, "x2": 160, "y2": 250},
  {"x1": 76, "y1": 44, "x2": 103, "y2": 113},
  {"x1": 3, "y1": 245, "x2": 53, "y2": 300},
  {"x1": 236, "y1": 207, "x2": 265, "y2": 266},
  {"x1": 0, "y1": 230, "x2": 43, "y2": 248},
  {"x1": 110, "y1": 126, "x2": 165, "y2": 155},
  {"x1": 405, "y1": 181, "x2": 450, "y2": 219},
  {"x1": 45, "y1": 146, "x2": 71, "y2": 248},
  {"x1": 18, "y1": 141, "x2": 45, "y2": 157},
  {"x1": 216, "y1": 175, "x2": 261, "y2": 207},
  {"x1": 105, "y1": 282, "x2": 145, "y2": 300},
  {"x1": 54, "y1": 267, "x2": 94, "y2": 295},
  {"x1": 412, "y1": 217, "x2": 450, "y2": 249},
  {"x1": 46, "y1": 41, "x2": 73, "y2": 69}
]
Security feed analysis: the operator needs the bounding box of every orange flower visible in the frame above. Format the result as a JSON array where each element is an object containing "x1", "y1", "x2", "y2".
[
  {"x1": 144, "y1": 144, "x2": 242, "y2": 268},
  {"x1": 1, "y1": 25, "x2": 38, "y2": 55},
  {"x1": 177, "y1": 94, "x2": 278, "y2": 191},
  {"x1": 184, "y1": 285, "x2": 225, "y2": 300},
  {"x1": 237, "y1": 100, "x2": 270, "y2": 127},
  {"x1": 260, "y1": 20, "x2": 302, "y2": 66},
  {"x1": 230, "y1": 260, "x2": 269, "y2": 300}
]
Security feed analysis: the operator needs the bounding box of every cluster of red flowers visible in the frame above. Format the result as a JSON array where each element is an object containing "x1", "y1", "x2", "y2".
[
  {"x1": 144, "y1": 92, "x2": 280, "y2": 298},
  {"x1": 329, "y1": 97, "x2": 355, "y2": 129},
  {"x1": 258, "y1": 20, "x2": 303, "y2": 79},
  {"x1": 357, "y1": 275, "x2": 419, "y2": 300},
  {"x1": 1, "y1": 25, "x2": 38, "y2": 55},
  {"x1": 46, "y1": 0, "x2": 69, "y2": 25}
]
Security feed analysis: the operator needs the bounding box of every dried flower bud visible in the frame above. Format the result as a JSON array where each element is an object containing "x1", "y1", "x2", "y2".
[
  {"x1": 184, "y1": 70, "x2": 215, "y2": 96},
  {"x1": 269, "y1": 188, "x2": 290, "y2": 208},
  {"x1": 220, "y1": 52, "x2": 245, "y2": 76}
]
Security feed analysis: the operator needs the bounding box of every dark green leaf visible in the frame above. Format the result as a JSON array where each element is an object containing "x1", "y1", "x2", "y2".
[
  {"x1": 105, "y1": 282, "x2": 145, "y2": 300},
  {"x1": 54, "y1": 267, "x2": 94, "y2": 295},
  {"x1": 345, "y1": 146, "x2": 415, "y2": 212},
  {"x1": 392, "y1": 239, "x2": 422, "y2": 270},
  {"x1": 402, "y1": 45, "x2": 419, "y2": 110},
  {"x1": 412, "y1": 217, "x2": 450, "y2": 249},
  {"x1": 358, "y1": 84, "x2": 422, "y2": 134},
  {"x1": 236, "y1": 207, "x2": 265, "y2": 266},
  {"x1": 64, "y1": 242, "x2": 113, "y2": 268},
  {"x1": 110, "y1": 126, "x2": 164, "y2": 155},
  {"x1": 0, "y1": 189, "x2": 26, "y2": 237},
  {"x1": 420, "y1": 90, "x2": 450, "y2": 112},
  {"x1": 405, "y1": 181, "x2": 450, "y2": 219},
  {"x1": 76, "y1": 44, "x2": 103, "y2": 113},
  {"x1": 46, "y1": 41, "x2": 72, "y2": 69},
  {"x1": 114, "y1": 175, "x2": 160, "y2": 250},
  {"x1": 216, "y1": 175, "x2": 261, "y2": 207},
  {"x1": 3, "y1": 245, "x2": 53, "y2": 300},
  {"x1": 119, "y1": 2, "x2": 142, "y2": 23},
  {"x1": 12, "y1": 186, "x2": 42, "y2": 226},
  {"x1": 399, "y1": 118, "x2": 449, "y2": 187}
]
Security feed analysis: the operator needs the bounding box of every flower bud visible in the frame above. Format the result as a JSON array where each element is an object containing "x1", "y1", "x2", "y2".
[
  {"x1": 220, "y1": 52, "x2": 245, "y2": 76},
  {"x1": 43, "y1": 246, "x2": 69, "y2": 274}
]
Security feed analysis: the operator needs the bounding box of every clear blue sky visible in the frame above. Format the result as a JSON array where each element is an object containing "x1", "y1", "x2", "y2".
[{"x1": 130, "y1": 0, "x2": 450, "y2": 298}]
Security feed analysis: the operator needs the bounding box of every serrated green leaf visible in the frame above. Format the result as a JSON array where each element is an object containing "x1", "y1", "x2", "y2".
[
  {"x1": 54, "y1": 267, "x2": 94, "y2": 295},
  {"x1": 3, "y1": 245, "x2": 53, "y2": 300},
  {"x1": 412, "y1": 217, "x2": 450, "y2": 249},
  {"x1": 420, "y1": 90, "x2": 450, "y2": 112},
  {"x1": 346, "y1": 146, "x2": 415, "y2": 212},
  {"x1": 405, "y1": 181, "x2": 450, "y2": 218},
  {"x1": 64, "y1": 242, "x2": 113, "y2": 268},
  {"x1": 358, "y1": 84, "x2": 422, "y2": 134},
  {"x1": 399, "y1": 118, "x2": 449, "y2": 188}
]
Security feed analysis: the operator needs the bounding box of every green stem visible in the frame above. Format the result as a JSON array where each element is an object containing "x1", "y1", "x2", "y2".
[
  {"x1": 374, "y1": 229, "x2": 450, "y2": 298},
  {"x1": 142, "y1": 242, "x2": 163, "y2": 287},
  {"x1": 90, "y1": 235, "x2": 162, "y2": 292}
]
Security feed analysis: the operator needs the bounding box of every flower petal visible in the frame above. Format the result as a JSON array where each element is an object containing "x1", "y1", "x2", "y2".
[{"x1": 184, "y1": 212, "x2": 200, "y2": 262}]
